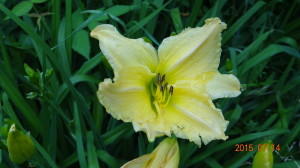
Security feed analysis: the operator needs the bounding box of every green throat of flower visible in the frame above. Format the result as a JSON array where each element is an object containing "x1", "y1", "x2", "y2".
[{"x1": 151, "y1": 73, "x2": 174, "y2": 115}]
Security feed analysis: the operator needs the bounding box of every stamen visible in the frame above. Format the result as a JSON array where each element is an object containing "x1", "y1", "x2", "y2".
[
  {"x1": 157, "y1": 73, "x2": 161, "y2": 84},
  {"x1": 169, "y1": 85, "x2": 174, "y2": 95},
  {"x1": 162, "y1": 87, "x2": 166, "y2": 101},
  {"x1": 162, "y1": 91, "x2": 172, "y2": 107},
  {"x1": 154, "y1": 84, "x2": 160, "y2": 97},
  {"x1": 163, "y1": 82, "x2": 168, "y2": 91},
  {"x1": 151, "y1": 83, "x2": 155, "y2": 96},
  {"x1": 161, "y1": 74, "x2": 165, "y2": 83},
  {"x1": 153, "y1": 101, "x2": 162, "y2": 116}
]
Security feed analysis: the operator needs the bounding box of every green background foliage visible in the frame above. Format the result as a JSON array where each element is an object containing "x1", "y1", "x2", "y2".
[{"x1": 0, "y1": 0, "x2": 299, "y2": 167}]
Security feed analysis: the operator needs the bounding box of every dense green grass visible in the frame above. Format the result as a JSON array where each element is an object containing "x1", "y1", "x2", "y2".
[{"x1": 0, "y1": 0, "x2": 299, "y2": 167}]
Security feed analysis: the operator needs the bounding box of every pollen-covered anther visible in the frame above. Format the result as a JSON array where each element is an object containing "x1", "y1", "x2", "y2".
[
  {"x1": 157, "y1": 73, "x2": 161, "y2": 84},
  {"x1": 161, "y1": 74, "x2": 165, "y2": 83},
  {"x1": 169, "y1": 85, "x2": 174, "y2": 95}
]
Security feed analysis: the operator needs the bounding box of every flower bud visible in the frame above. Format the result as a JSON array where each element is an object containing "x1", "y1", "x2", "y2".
[
  {"x1": 252, "y1": 140, "x2": 273, "y2": 168},
  {"x1": 7, "y1": 124, "x2": 35, "y2": 164},
  {"x1": 121, "y1": 138, "x2": 179, "y2": 168}
]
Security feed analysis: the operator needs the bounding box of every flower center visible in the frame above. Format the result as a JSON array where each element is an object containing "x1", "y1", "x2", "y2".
[{"x1": 151, "y1": 73, "x2": 174, "y2": 115}]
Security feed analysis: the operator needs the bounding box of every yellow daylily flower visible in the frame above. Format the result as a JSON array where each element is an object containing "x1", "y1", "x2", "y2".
[
  {"x1": 91, "y1": 18, "x2": 241, "y2": 146},
  {"x1": 121, "y1": 138, "x2": 179, "y2": 168}
]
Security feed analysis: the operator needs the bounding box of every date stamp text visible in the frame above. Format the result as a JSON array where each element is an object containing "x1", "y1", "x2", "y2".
[{"x1": 234, "y1": 144, "x2": 280, "y2": 152}]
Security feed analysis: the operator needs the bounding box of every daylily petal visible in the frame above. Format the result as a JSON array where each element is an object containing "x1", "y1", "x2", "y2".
[
  {"x1": 121, "y1": 138, "x2": 179, "y2": 168},
  {"x1": 91, "y1": 24, "x2": 158, "y2": 79},
  {"x1": 206, "y1": 72, "x2": 241, "y2": 99},
  {"x1": 165, "y1": 102, "x2": 228, "y2": 146},
  {"x1": 156, "y1": 18, "x2": 226, "y2": 83},
  {"x1": 132, "y1": 118, "x2": 171, "y2": 142},
  {"x1": 97, "y1": 66, "x2": 157, "y2": 122},
  {"x1": 165, "y1": 80, "x2": 228, "y2": 146}
]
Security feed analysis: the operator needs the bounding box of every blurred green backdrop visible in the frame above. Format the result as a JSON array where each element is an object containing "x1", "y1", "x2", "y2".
[{"x1": 0, "y1": 0, "x2": 299, "y2": 167}]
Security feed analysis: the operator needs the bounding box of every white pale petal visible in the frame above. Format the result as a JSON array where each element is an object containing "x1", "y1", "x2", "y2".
[
  {"x1": 206, "y1": 72, "x2": 241, "y2": 99},
  {"x1": 91, "y1": 24, "x2": 158, "y2": 79},
  {"x1": 132, "y1": 118, "x2": 171, "y2": 142},
  {"x1": 163, "y1": 80, "x2": 229, "y2": 146},
  {"x1": 166, "y1": 101, "x2": 228, "y2": 146},
  {"x1": 156, "y1": 18, "x2": 226, "y2": 83},
  {"x1": 97, "y1": 66, "x2": 157, "y2": 123}
]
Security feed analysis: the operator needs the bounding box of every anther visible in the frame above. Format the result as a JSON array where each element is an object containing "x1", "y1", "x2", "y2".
[
  {"x1": 169, "y1": 85, "x2": 174, "y2": 95},
  {"x1": 161, "y1": 74, "x2": 165, "y2": 83},
  {"x1": 157, "y1": 73, "x2": 161, "y2": 84}
]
